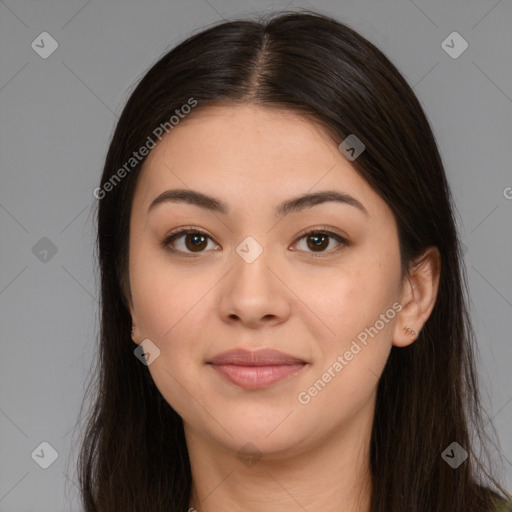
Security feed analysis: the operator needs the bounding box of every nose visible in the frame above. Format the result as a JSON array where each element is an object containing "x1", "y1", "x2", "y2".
[{"x1": 216, "y1": 246, "x2": 292, "y2": 329}]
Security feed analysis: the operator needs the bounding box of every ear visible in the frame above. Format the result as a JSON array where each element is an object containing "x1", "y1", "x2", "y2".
[
  {"x1": 131, "y1": 320, "x2": 142, "y2": 345},
  {"x1": 128, "y1": 302, "x2": 142, "y2": 346},
  {"x1": 123, "y1": 280, "x2": 141, "y2": 345},
  {"x1": 393, "y1": 246, "x2": 441, "y2": 348}
]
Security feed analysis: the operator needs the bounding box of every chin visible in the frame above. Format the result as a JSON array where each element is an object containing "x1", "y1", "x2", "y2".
[
  {"x1": 193, "y1": 407, "x2": 312, "y2": 456},
  {"x1": 217, "y1": 429, "x2": 305, "y2": 460}
]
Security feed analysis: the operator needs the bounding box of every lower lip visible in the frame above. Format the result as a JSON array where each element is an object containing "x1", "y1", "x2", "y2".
[{"x1": 209, "y1": 363, "x2": 306, "y2": 390}]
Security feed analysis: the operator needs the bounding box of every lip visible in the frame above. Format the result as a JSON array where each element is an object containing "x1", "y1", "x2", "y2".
[{"x1": 207, "y1": 348, "x2": 307, "y2": 390}]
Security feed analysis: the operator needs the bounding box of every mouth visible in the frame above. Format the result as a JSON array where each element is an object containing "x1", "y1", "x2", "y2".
[{"x1": 207, "y1": 348, "x2": 307, "y2": 390}]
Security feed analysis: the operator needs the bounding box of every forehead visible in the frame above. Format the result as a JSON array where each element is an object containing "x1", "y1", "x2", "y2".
[
  {"x1": 131, "y1": 104, "x2": 385, "y2": 220},
  {"x1": 142, "y1": 104, "x2": 339, "y2": 172}
]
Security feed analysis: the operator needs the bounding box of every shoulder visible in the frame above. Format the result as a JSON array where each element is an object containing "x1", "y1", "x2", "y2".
[{"x1": 491, "y1": 497, "x2": 512, "y2": 511}]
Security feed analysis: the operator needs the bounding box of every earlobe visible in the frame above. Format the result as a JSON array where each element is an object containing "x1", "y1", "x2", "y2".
[
  {"x1": 131, "y1": 322, "x2": 141, "y2": 344},
  {"x1": 403, "y1": 326, "x2": 417, "y2": 337},
  {"x1": 393, "y1": 246, "x2": 441, "y2": 348}
]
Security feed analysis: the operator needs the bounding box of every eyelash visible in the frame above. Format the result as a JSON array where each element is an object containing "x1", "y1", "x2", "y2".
[{"x1": 160, "y1": 226, "x2": 348, "y2": 258}]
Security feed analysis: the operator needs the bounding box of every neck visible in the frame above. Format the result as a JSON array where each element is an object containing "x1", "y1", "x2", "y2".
[{"x1": 185, "y1": 401, "x2": 374, "y2": 512}]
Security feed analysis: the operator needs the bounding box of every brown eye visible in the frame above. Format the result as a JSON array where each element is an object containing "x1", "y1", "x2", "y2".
[
  {"x1": 161, "y1": 229, "x2": 218, "y2": 254},
  {"x1": 161, "y1": 228, "x2": 347, "y2": 257},
  {"x1": 183, "y1": 232, "x2": 208, "y2": 252},
  {"x1": 306, "y1": 233, "x2": 330, "y2": 251},
  {"x1": 294, "y1": 230, "x2": 348, "y2": 256}
]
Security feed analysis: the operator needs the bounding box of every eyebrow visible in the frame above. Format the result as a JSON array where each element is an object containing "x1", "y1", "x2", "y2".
[{"x1": 147, "y1": 188, "x2": 369, "y2": 217}]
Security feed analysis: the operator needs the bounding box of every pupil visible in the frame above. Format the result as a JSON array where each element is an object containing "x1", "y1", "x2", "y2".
[
  {"x1": 187, "y1": 234, "x2": 206, "y2": 251},
  {"x1": 309, "y1": 234, "x2": 327, "y2": 251}
]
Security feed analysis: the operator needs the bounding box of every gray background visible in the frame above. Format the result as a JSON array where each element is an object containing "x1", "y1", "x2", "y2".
[{"x1": 0, "y1": 0, "x2": 511, "y2": 510}]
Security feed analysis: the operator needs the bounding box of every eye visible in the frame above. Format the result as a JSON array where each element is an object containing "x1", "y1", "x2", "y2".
[
  {"x1": 161, "y1": 228, "x2": 219, "y2": 255},
  {"x1": 292, "y1": 229, "x2": 348, "y2": 257},
  {"x1": 160, "y1": 227, "x2": 348, "y2": 257}
]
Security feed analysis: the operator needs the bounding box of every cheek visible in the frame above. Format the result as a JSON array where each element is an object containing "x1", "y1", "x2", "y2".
[
  {"x1": 130, "y1": 241, "x2": 203, "y2": 338},
  {"x1": 302, "y1": 249, "x2": 400, "y2": 398},
  {"x1": 307, "y1": 261, "x2": 399, "y2": 345},
  {"x1": 130, "y1": 255, "x2": 214, "y2": 419},
  {"x1": 298, "y1": 275, "x2": 397, "y2": 418}
]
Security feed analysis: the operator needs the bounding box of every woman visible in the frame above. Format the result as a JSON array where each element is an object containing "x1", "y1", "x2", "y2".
[{"x1": 78, "y1": 9, "x2": 511, "y2": 511}]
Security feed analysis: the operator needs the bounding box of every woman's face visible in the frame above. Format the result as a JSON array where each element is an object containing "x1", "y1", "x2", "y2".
[{"x1": 128, "y1": 104, "x2": 405, "y2": 458}]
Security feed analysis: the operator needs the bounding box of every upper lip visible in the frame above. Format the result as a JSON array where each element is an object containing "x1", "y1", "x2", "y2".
[{"x1": 207, "y1": 348, "x2": 306, "y2": 366}]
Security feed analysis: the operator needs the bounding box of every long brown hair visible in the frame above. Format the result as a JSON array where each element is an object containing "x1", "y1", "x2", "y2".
[{"x1": 75, "y1": 9, "x2": 511, "y2": 511}]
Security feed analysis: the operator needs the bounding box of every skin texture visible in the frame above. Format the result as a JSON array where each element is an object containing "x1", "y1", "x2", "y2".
[{"x1": 128, "y1": 104, "x2": 441, "y2": 512}]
